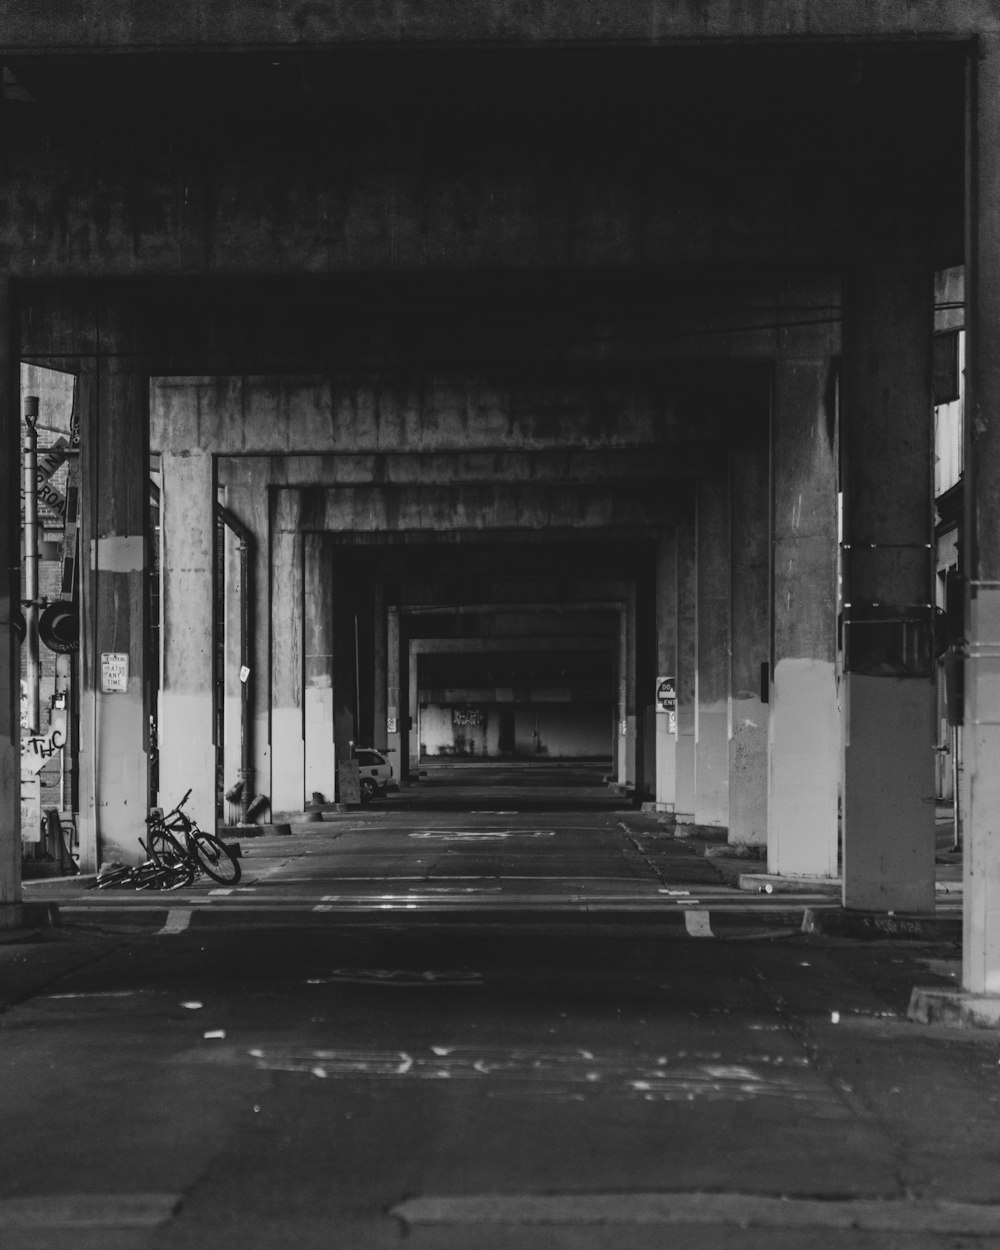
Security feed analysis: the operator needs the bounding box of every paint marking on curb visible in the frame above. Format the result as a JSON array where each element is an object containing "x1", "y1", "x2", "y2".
[
  {"x1": 0, "y1": 1192, "x2": 182, "y2": 1229},
  {"x1": 157, "y1": 908, "x2": 192, "y2": 935},
  {"x1": 684, "y1": 909, "x2": 713, "y2": 938},
  {"x1": 390, "y1": 1192, "x2": 1000, "y2": 1235}
]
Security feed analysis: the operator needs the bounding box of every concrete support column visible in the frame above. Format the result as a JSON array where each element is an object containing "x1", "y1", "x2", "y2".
[
  {"x1": 77, "y1": 358, "x2": 149, "y2": 868},
  {"x1": 304, "y1": 534, "x2": 335, "y2": 804},
  {"x1": 654, "y1": 530, "x2": 678, "y2": 810},
  {"x1": 408, "y1": 641, "x2": 420, "y2": 777},
  {"x1": 695, "y1": 477, "x2": 730, "y2": 828},
  {"x1": 768, "y1": 359, "x2": 840, "y2": 876},
  {"x1": 386, "y1": 606, "x2": 402, "y2": 773},
  {"x1": 729, "y1": 445, "x2": 769, "y2": 845},
  {"x1": 616, "y1": 606, "x2": 628, "y2": 786},
  {"x1": 158, "y1": 450, "x2": 215, "y2": 830},
  {"x1": 625, "y1": 584, "x2": 638, "y2": 791},
  {"x1": 0, "y1": 279, "x2": 19, "y2": 918},
  {"x1": 841, "y1": 260, "x2": 935, "y2": 913},
  {"x1": 675, "y1": 515, "x2": 697, "y2": 822},
  {"x1": 221, "y1": 521, "x2": 241, "y2": 815},
  {"x1": 220, "y1": 467, "x2": 271, "y2": 825},
  {"x1": 270, "y1": 490, "x2": 304, "y2": 814},
  {"x1": 372, "y1": 585, "x2": 387, "y2": 749},
  {"x1": 963, "y1": 33, "x2": 1000, "y2": 992}
]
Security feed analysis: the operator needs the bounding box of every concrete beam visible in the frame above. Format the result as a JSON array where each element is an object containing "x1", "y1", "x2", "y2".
[
  {"x1": 157, "y1": 377, "x2": 722, "y2": 459},
  {"x1": 409, "y1": 637, "x2": 615, "y2": 654},
  {"x1": 0, "y1": 2, "x2": 992, "y2": 51},
  {"x1": 292, "y1": 484, "x2": 679, "y2": 533}
]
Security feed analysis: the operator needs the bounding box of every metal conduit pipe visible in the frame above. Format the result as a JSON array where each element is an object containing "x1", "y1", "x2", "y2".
[
  {"x1": 23, "y1": 395, "x2": 40, "y2": 733},
  {"x1": 216, "y1": 502, "x2": 255, "y2": 824}
]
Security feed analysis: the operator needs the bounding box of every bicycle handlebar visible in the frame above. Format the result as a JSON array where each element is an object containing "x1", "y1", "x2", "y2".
[{"x1": 146, "y1": 789, "x2": 193, "y2": 824}]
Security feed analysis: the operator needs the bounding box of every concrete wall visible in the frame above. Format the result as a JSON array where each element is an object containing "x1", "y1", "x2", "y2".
[{"x1": 421, "y1": 703, "x2": 609, "y2": 760}]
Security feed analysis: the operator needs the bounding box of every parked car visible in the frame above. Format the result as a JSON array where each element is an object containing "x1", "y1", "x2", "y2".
[{"x1": 355, "y1": 748, "x2": 394, "y2": 802}]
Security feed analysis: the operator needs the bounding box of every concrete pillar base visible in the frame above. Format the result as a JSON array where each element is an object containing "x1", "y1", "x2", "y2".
[
  {"x1": 908, "y1": 987, "x2": 1000, "y2": 1029},
  {"x1": 675, "y1": 822, "x2": 727, "y2": 841},
  {"x1": 220, "y1": 823, "x2": 292, "y2": 838},
  {"x1": 0, "y1": 902, "x2": 59, "y2": 931}
]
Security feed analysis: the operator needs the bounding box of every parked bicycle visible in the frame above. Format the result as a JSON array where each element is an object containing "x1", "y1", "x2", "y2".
[{"x1": 94, "y1": 790, "x2": 241, "y2": 890}]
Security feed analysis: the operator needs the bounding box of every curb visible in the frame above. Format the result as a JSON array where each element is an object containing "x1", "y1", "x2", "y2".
[
  {"x1": 219, "y1": 823, "x2": 291, "y2": 838},
  {"x1": 802, "y1": 908, "x2": 961, "y2": 942},
  {"x1": 908, "y1": 986, "x2": 1000, "y2": 1028},
  {"x1": 51, "y1": 900, "x2": 813, "y2": 936}
]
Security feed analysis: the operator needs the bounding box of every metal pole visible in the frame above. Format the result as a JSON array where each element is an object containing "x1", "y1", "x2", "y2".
[
  {"x1": 22, "y1": 395, "x2": 39, "y2": 733},
  {"x1": 952, "y1": 723, "x2": 962, "y2": 853}
]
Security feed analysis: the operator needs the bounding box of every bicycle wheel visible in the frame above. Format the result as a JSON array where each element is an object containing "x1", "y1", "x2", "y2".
[{"x1": 191, "y1": 832, "x2": 241, "y2": 884}]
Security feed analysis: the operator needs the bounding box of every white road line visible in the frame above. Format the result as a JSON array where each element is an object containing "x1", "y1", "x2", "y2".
[
  {"x1": 390, "y1": 1193, "x2": 1000, "y2": 1235},
  {"x1": 684, "y1": 909, "x2": 714, "y2": 938},
  {"x1": 157, "y1": 908, "x2": 192, "y2": 935},
  {"x1": 0, "y1": 1192, "x2": 181, "y2": 1229}
]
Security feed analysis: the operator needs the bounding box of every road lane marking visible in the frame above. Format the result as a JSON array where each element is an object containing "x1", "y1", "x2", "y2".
[
  {"x1": 409, "y1": 830, "x2": 555, "y2": 840},
  {"x1": 389, "y1": 1193, "x2": 1000, "y2": 1235},
  {"x1": 157, "y1": 908, "x2": 192, "y2": 935},
  {"x1": 684, "y1": 910, "x2": 714, "y2": 938},
  {"x1": 0, "y1": 1193, "x2": 181, "y2": 1229}
]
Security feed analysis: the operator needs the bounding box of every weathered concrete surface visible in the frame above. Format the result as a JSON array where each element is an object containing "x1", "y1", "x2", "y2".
[
  {"x1": 768, "y1": 658, "x2": 840, "y2": 878},
  {"x1": 674, "y1": 517, "x2": 697, "y2": 823},
  {"x1": 0, "y1": 47, "x2": 962, "y2": 282},
  {"x1": 271, "y1": 493, "x2": 305, "y2": 815},
  {"x1": 77, "y1": 360, "x2": 149, "y2": 872},
  {"x1": 654, "y1": 532, "x2": 678, "y2": 809},
  {"x1": 694, "y1": 478, "x2": 728, "y2": 828},
  {"x1": 963, "y1": 34, "x2": 1000, "y2": 995},
  {"x1": 729, "y1": 442, "x2": 769, "y2": 845},
  {"x1": 768, "y1": 358, "x2": 839, "y2": 877},
  {"x1": 0, "y1": 799, "x2": 991, "y2": 1250},
  {"x1": 157, "y1": 452, "x2": 215, "y2": 832},
  {"x1": 841, "y1": 259, "x2": 935, "y2": 914},
  {"x1": 0, "y1": 2, "x2": 995, "y2": 51},
  {"x1": 304, "y1": 535, "x2": 336, "y2": 806}
]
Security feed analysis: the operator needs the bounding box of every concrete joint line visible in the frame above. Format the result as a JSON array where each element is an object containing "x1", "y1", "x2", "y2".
[
  {"x1": 391, "y1": 1192, "x2": 1000, "y2": 1234},
  {"x1": 0, "y1": 1193, "x2": 181, "y2": 1229}
]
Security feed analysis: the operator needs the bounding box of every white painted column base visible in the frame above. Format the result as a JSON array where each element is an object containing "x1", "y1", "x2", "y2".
[
  {"x1": 768, "y1": 657, "x2": 839, "y2": 878},
  {"x1": 694, "y1": 702, "x2": 728, "y2": 827}
]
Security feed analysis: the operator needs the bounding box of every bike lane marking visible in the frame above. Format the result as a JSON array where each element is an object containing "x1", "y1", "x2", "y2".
[{"x1": 157, "y1": 908, "x2": 193, "y2": 935}]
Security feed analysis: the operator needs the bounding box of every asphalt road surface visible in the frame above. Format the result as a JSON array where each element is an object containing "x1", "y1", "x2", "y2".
[{"x1": 2, "y1": 764, "x2": 995, "y2": 1249}]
